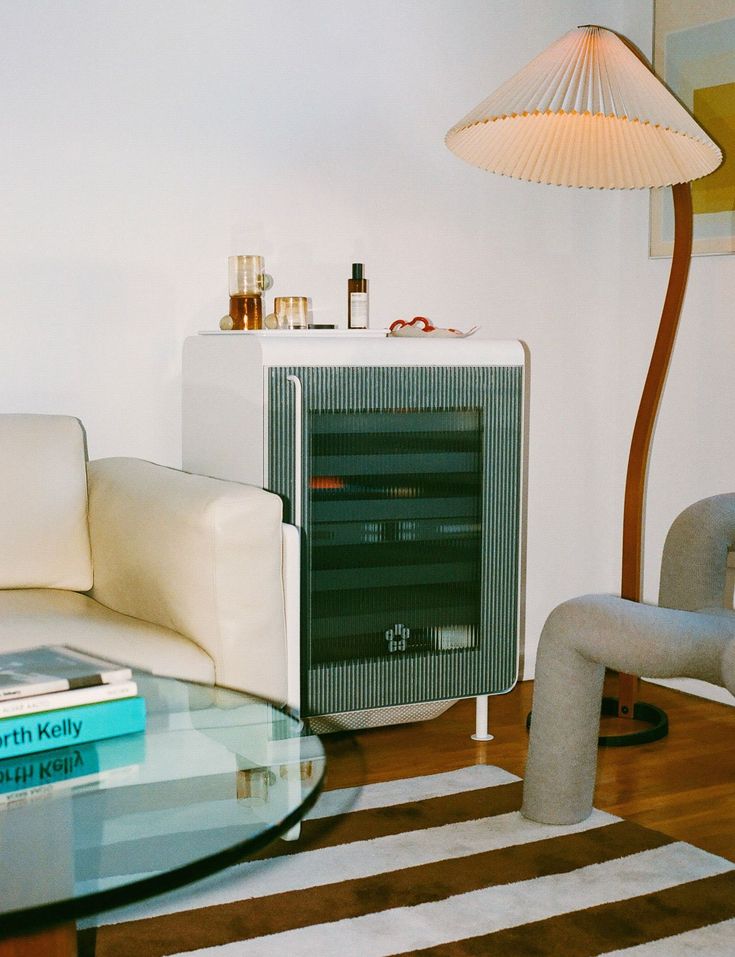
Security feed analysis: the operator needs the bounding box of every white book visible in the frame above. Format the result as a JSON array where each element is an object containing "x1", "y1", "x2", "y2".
[
  {"x1": 0, "y1": 680, "x2": 138, "y2": 719},
  {"x1": 0, "y1": 646, "x2": 133, "y2": 700}
]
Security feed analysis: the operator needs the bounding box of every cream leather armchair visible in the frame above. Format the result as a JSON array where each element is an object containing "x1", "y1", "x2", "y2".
[{"x1": 0, "y1": 414, "x2": 290, "y2": 703}]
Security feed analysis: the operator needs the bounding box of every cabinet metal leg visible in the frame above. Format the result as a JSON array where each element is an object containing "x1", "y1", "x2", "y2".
[{"x1": 471, "y1": 694, "x2": 494, "y2": 741}]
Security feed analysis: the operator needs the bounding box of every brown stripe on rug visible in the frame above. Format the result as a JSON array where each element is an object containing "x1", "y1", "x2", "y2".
[
  {"x1": 82, "y1": 766, "x2": 735, "y2": 957},
  {"x1": 256, "y1": 779, "x2": 526, "y2": 857}
]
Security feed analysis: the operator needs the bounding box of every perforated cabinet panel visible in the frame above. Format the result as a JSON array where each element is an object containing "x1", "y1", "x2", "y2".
[{"x1": 268, "y1": 365, "x2": 522, "y2": 719}]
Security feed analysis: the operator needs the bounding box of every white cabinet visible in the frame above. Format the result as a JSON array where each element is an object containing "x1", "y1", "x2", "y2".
[{"x1": 183, "y1": 332, "x2": 525, "y2": 733}]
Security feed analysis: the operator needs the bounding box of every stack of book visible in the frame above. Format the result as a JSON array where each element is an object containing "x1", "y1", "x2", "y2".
[{"x1": 0, "y1": 645, "x2": 146, "y2": 762}]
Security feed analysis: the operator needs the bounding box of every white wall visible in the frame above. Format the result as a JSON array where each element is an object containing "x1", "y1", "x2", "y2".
[{"x1": 2, "y1": 1, "x2": 733, "y2": 684}]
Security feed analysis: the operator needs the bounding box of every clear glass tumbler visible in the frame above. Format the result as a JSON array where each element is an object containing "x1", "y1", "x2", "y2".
[{"x1": 274, "y1": 296, "x2": 308, "y2": 330}]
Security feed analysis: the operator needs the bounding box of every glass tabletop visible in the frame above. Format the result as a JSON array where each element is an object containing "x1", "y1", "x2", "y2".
[{"x1": 0, "y1": 671, "x2": 326, "y2": 935}]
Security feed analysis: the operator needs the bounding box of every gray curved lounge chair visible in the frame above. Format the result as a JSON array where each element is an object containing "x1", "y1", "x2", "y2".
[{"x1": 522, "y1": 494, "x2": 735, "y2": 825}]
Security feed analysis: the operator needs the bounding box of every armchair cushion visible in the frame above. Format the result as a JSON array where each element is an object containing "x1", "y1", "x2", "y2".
[
  {"x1": 0, "y1": 415, "x2": 92, "y2": 591},
  {"x1": 0, "y1": 589, "x2": 215, "y2": 683}
]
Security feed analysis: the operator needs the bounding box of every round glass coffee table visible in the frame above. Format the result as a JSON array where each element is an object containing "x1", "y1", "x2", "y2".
[{"x1": 0, "y1": 671, "x2": 326, "y2": 956}]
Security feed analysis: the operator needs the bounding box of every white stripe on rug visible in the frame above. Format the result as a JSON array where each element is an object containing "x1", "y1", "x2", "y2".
[
  {"x1": 163, "y1": 842, "x2": 735, "y2": 957},
  {"x1": 304, "y1": 764, "x2": 520, "y2": 819},
  {"x1": 88, "y1": 805, "x2": 617, "y2": 926},
  {"x1": 599, "y1": 917, "x2": 735, "y2": 956}
]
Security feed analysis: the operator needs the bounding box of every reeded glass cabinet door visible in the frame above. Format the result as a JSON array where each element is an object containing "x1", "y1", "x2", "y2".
[{"x1": 268, "y1": 365, "x2": 522, "y2": 718}]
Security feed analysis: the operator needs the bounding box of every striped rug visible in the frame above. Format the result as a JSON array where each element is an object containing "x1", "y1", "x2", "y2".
[{"x1": 84, "y1": 765, "x2": 735, "y2": 956}]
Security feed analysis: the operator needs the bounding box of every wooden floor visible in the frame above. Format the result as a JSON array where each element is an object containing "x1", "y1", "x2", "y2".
[{"x1": 321, "y1": 675, "x2": 735, "y2": 862}]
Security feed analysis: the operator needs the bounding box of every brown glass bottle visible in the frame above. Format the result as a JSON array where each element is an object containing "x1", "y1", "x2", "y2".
[{"x1": 347, "y1": 263, "x2": 368, "y2": 329}]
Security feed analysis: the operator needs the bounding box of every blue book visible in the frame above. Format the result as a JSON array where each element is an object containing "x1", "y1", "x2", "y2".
[
  {"x1": 0, "y1": 697, "x2": 146, "y2": 760},
  {"x1": 0, "y1": 734, "x2": 147, "y2": 796}
]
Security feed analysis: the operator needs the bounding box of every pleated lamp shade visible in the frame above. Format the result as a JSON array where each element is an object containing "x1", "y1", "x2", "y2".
[{"x1": 445, "y1": 25, "x2": 722, "y2": 189}]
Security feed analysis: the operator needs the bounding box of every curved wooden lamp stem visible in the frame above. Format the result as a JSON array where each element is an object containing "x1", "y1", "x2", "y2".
[{"x1": 617, "y1": 181, "x2": 693, "y2": 718}]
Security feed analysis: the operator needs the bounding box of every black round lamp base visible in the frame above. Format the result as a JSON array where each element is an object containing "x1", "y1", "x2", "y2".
[
  {"x1": 597, "y1": 696, "x2": 668, "y2": 747},
  {"x1": 525, "y1": 696, "x2": 668, "y2": 748}
]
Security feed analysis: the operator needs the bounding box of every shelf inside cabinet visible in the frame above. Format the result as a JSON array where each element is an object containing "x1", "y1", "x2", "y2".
[{"x1": 306, "y1": 406, "x2": 484, "y2": 667}]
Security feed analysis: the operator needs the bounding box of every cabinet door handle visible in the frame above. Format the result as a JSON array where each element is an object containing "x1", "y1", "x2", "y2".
[{"x1": 286, "y1": 375, "x2": 303, "y2": 529}]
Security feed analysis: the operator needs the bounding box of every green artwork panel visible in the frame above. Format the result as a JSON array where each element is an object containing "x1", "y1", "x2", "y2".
[{"x1": 692, "y1": 81, "x2": 735, "y2": 215}]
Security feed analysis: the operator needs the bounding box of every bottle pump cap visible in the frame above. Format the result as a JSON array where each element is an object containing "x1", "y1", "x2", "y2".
[{"x1": 351, "y1": 263, "x2": 363, "y2": 280}]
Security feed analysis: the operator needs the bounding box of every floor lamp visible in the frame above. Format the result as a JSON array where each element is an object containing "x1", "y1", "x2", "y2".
[{"x1": 446, "y1": 25, "x2": 722, "y2": 745}]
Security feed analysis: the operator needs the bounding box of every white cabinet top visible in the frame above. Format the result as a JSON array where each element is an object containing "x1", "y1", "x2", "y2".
[{"x1": 189, "y1": 331, "x2": 524, "y2": 367}]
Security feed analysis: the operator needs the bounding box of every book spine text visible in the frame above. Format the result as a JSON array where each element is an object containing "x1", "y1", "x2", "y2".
[{"x1": 0, "y1": 698, "x2": 146, "y2": 759}]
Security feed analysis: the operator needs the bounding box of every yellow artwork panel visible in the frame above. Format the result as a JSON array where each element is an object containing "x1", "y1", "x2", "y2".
[{"x1": 692, "y1": 81, "x2": 735, "y2": 215}]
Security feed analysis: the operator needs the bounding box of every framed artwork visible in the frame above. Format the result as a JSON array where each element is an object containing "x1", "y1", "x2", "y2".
[{"x1": 650, "y1": 0, "x2": 735, "y2": 257}]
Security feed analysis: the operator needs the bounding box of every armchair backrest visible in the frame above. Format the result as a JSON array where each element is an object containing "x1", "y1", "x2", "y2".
[
  {"x1": 0, "y1": 414, "x2": 93, "y2": 591},
  {"x1": 659, "y1": 493, "x2": 735, "y2": 612}
]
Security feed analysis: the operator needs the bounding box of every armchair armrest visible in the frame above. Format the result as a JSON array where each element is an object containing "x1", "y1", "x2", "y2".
[
  {"x1": 659, "y1": 493, "x2": 735, "y2": 612},
  {"x1": 86, "y1": 458, "x2": 287, "y2": 702}
]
